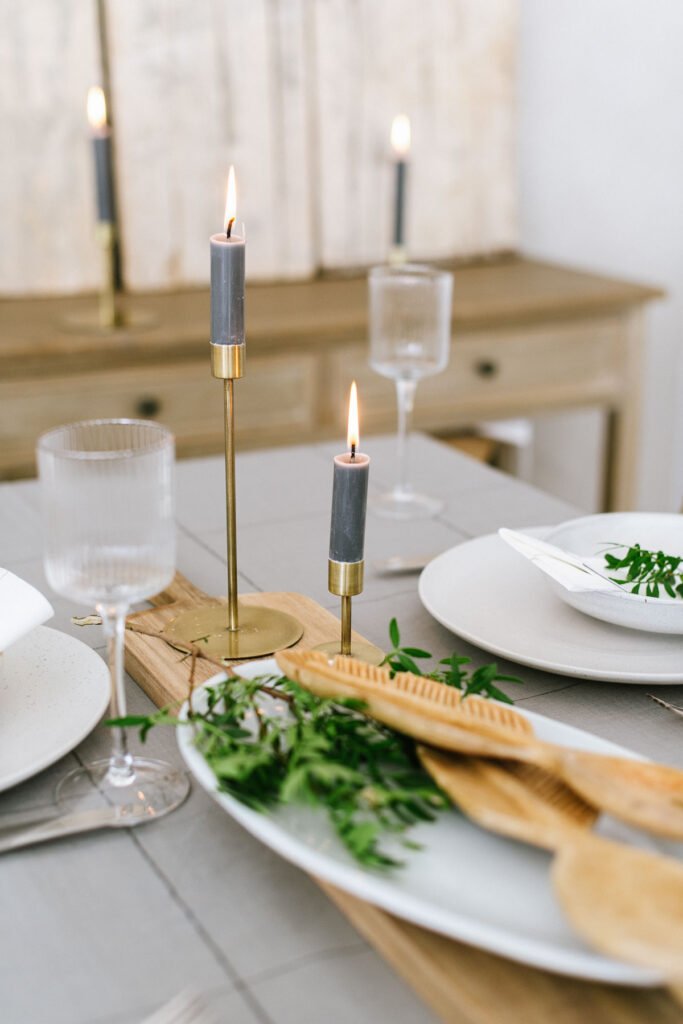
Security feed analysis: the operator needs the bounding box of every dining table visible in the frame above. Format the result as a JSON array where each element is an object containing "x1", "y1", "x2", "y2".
[{"x1": 1, "y1": 432, "x2": 682, "y2": 1024}]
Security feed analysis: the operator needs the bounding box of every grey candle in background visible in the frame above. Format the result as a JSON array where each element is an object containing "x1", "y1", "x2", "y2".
[
  {"x1": 93, "y1": 136, "x2": 115, "y2": 223},
  {"x1": 393, "y1": 160, "x2": 407, "y2": 246},
  {"x1": 329, "y1": 453, "x2": 370, "y2": 563},
  {"x1": 390, "y1": 114, "x2": 411, "y2": 249},
  {"x1": 329, "y1": 382, "x2": 370, "y2": 563},
  {"x1": 87, "y1": 86, "x2": 115, "y2": 225},
  {"x1": 211, "y1": 166, "x2": 245, "y2": 346}
]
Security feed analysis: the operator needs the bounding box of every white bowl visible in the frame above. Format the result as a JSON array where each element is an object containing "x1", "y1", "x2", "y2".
[{"x1": 544, "y1": 513, "x2": 683, "y2": 634}]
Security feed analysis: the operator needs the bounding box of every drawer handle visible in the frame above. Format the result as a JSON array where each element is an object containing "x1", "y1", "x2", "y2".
[
  {"x1": 136, "y1": 396, "x2": 162, "y2": 418},
  {"x1": 475, "y1": 360, "x2": 498, "y2": 379}
]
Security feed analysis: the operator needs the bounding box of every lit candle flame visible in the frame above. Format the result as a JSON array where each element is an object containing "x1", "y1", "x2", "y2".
[
  {"x1": 390, "y1": 114, "x2": 411, "y2": 157},
  {"x1": 224, "y1": 165, "x2": 237, "y2": 237},
  {"x1": 87, "y1": 86, "x2": 108, "y2": 131},
  {"x1": 347, "y1": 381, "x2": 359, "y2": 454}
]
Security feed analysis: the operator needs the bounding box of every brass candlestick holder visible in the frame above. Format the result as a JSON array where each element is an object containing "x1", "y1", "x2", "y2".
[
  {"x1": 163, "y1": 343, "x2": 304, "y2": 660},
  {"x1": 61, "y1": 223, "x2": 156, "y2": 334},
  {"x1": 315, "y1": 559, "x2": 384, "y2": 665}
]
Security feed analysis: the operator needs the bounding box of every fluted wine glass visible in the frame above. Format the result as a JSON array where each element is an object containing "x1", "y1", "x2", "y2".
[
  {"x1": 37, "y1": 419, "x2": 189, "y2": 818},
  {"x1": 369, "y1": 264, "x2": 453, "y2": 519}
]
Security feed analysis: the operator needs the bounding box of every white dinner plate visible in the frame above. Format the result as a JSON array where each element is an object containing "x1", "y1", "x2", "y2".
[
  {"x1": 178, "y1": 659, "x2": 664, "y2": 986},
  {"x1": 419, "y1": 532, "x2": 683, "y2": 683},
  {"x1": 0, "y1": 625, "x2": 110, "y2": 792}
]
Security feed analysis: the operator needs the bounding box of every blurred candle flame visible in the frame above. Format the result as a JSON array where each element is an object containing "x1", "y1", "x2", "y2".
[
  {"x1": 390, "y1": 114, "x2": 411, "y2": 157},
  {"x1": 87, "y1": 86, "x2": 107, "y2": 131},
  {"x1": 224, "y1": 165, "x2": 237, "y2": 235},
  {"x1": 347, "y1": 381, "x2": 359, "y2": 452}
]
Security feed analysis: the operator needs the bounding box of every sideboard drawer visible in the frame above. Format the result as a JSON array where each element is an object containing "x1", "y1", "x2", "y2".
[
  {"x1": 326, "y1": 316, "x2": 624, "y2": 432},
  {"x1": 0, "y1": 353, "x2": 318, "y2": 476}
]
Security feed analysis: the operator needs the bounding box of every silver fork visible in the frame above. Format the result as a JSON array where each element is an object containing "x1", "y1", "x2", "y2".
[{"x1": 648, "y1": 693, "x2": 683, "y2": 719}]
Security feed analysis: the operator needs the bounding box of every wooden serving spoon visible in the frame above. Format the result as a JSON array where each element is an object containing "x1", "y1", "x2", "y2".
[
  {"x1": 276, "y1": 650, "x2": 683, "y2": 840},
  {"x1": 418, "y1": 749, "x2": 683, "y2": 999}
]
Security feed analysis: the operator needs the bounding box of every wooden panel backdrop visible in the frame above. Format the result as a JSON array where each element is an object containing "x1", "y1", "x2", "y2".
[
  {"x1": 313, "y1": 0, "x2": 517, "y2": 269},
  {"x1": 0, "y1": 0, "x2": 517, "y2": 293},
  {"x1": 107, "y1": 0, "x2": 316, "y2": 287},
  {"x1": 0, "y1": 0, "x2": 102, "y2": 295}
]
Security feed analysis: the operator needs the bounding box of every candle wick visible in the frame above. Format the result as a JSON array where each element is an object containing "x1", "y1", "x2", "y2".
[
  {"x1": 351, "y1": 443, "x2": 356, "y2": 460},
  {"x1": 226, "y1": 217, "x2": 235, "y2": 239}
]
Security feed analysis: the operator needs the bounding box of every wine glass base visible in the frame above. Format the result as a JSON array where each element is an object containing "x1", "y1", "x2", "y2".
[
  {"x1": 55, "y1": 757, "x2": 190, "y2": 822},
  {"x1": 371, "y1": 490, "x2": 444, "y2": 521}
]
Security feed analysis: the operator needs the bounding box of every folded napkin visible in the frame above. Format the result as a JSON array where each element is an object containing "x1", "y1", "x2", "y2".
[
  {"x1": 0, "y1": 568, "x2": 54, "y2": 652},
  {"x1": 498, "y1": 529, "x2": 618, "y2": 593}
]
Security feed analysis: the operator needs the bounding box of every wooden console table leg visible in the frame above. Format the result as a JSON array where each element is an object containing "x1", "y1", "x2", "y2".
[{"x1": 604, "y1": 309, "x2": 645, "y2": 511}]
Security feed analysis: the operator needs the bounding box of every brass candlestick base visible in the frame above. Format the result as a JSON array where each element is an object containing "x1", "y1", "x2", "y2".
[
  {"x1": 164, "y1": 602, "x2": 303, "y2": 661},
  {"x1": 60, "y1": 223, "x2": 157, "y2": 334},
  {"x1": 164, "y1": 340, "x2": 304, "y2": 661},
  {"x1": 313, "y1": 559, "x2": 384, "y2": 666}
]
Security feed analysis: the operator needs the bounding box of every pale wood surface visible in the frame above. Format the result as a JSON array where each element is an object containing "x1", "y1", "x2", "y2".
[
  {"x1": 0, "y1": 256, "x2": 661, "y2": 370},
  {"x1": 0, "y1": 256, "x2": 662, "y2": 505},
  {"x1": 107, "y1": 0, "x2": 315, "y2": 288},
  {"x1": 313, "y1": 0, "x2": 517, "y2": 269},
  {"x1": 0, "y1": 0, "x2": 102, "y2": 295},
  {"x1": 2, "y1": 435, "x2": 683, "y2": 1023},
  {"x1": 124, "y1": 577, "x2": 368, "y2": 711}
]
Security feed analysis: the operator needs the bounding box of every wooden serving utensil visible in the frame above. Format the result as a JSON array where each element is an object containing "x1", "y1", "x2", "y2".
[
  {"x1": 276, "y1": 650, "x2": 683, "y2": 841},
  {"x1": 418, "y1": 750, "x2": 683, "y2": 1000}
]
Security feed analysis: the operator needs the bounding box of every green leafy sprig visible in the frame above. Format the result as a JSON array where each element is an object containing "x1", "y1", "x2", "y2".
[
  {"x1": 382, "y1": 618, "x2": 522, "y2": 704},
  {"x1": 603, "y1": 543, "x2": 683, "y2": 599},
  {"x1": 110, "y1": 619, "x2": 522, "y2": 868}
]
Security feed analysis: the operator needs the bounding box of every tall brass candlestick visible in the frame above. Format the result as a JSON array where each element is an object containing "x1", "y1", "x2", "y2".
[{"x1": 164, "y1": 171, "x2": 303, "y2": 660}]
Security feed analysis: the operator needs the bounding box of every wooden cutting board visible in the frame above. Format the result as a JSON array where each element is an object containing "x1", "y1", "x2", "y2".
[{"x1": 124, "y1": 573, "x2": 678, "y2": 1024}]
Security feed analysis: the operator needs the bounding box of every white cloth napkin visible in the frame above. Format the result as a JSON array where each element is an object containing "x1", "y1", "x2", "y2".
[
  {"x1": 0, "y1": 568, "x2": 54, "y2": 652},
  {"x1": 498, "y1": 528, "x2": 618, "y2": 593}
]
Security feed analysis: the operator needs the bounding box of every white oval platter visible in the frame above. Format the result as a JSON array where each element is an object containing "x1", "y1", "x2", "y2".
[{"x1": 177, "y1": 659, "x2": 664, "y2": 987}]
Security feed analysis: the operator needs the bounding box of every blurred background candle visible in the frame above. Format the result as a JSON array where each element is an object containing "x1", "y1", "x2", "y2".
[
  {"x1": 329, "y1": 382, "x2": 370, "y2": 564},
  {"x1": 211, "y1": 166, "x2": 245, "y2": 347},
  {"x1": 390, "y1": 114, "x2": 411, "y2": 259},
  {"x1": 87, "y1": 85, "x2": 115, "y2": 225}
]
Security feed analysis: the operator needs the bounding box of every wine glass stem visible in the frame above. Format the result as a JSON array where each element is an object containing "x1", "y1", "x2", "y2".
[
  {"x1": 395, "y1": 378, "x2": 417, "y2": 497},
  {"x1": 98, "y1": 602, "x2": 134, "y2": 785}
]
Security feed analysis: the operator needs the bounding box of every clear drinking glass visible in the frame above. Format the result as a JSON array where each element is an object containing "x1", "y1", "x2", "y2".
[
  {"x1": 37, "y1": 419, "x2": 189, "y2": 818},
  {"x1": 369, "y1": 264, "x2": 453, "y2": 519}
]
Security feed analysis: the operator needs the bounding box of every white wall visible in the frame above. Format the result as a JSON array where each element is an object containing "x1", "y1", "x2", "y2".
[{"x1": 517, "y1": 0, "x2": 683, "y2": 511}]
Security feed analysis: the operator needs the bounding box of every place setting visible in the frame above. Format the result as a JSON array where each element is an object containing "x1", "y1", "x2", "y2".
[{"x1": 3, "y1": 9, "x2": 683, "y2": 1022}]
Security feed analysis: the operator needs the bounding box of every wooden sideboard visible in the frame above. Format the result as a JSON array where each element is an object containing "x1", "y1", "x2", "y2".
[{"x1": 0, "y1": 256, "x2": 662, "y2": 508}]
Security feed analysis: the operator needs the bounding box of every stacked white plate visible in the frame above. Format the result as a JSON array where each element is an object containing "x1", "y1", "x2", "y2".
[{"x1": 419, "y1": 513, "x2": 683, "y2": 684}]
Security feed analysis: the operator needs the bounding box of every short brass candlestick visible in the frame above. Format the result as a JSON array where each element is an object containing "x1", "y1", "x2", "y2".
[
  {"x1": 163, "y1": 343, "x2": 304, "y2": 661},
  {"x1": 315, "y1": 559, "x2": 384, "y2": 665},
  {"x1": 61, "y1": 223, "x2": 156, "y2": 335}
]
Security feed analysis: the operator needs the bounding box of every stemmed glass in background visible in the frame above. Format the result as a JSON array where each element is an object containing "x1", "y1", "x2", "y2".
[
  {"x1": 369, "y1": 264, "x2": 453, "y2": 519},
  {"x1": 37, "y1": 419, "x2": 189, "y2": 817}
]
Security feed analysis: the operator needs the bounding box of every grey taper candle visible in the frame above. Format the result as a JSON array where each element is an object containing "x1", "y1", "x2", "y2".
[
  {"x1": 393, "y1": 160, "x2": 407, "y2": 247},
  {"x1": 210, "y1": 231, "x2": 245, "y2": 345},
  {"x1": 87, "y1": 86, "x2": 115, "y2": 224},
  {"x1": 390, "y1": 114, "x2": 411, "y2": 251},
  {"x1": 329, "y1": 452, "x2": 370, "y2": 563},
  {"x1": 93, "y1": 135, "x2": 115, "y2": 224}
]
